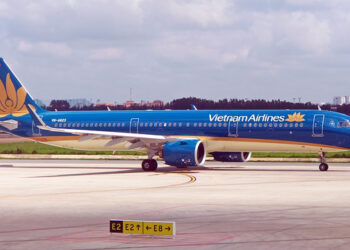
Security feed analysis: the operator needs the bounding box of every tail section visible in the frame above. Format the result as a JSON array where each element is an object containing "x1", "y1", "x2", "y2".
[{"x1": 0, "y1": 58, "x2": 44, "y2": 119}]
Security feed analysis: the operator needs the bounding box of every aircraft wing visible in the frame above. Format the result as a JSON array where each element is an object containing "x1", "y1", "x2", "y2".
[
  {"x1": 37, "y1": 125, "x2": 179, "y2": 150},
  {"x1": 26, "y1": 104, "x2": 182, "y2": 151}
]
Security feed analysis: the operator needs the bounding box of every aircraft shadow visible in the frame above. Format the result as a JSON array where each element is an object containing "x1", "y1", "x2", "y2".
[{"x1": 24, "y1": 164, "x2": 350, "y2": 178}]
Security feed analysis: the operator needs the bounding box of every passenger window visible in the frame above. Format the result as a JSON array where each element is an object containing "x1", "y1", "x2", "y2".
[
  {"x1": 173, "y1": 122, "x2": 177, "y2": 127},
  {"x1": 223, "y1": 123, "x2": 227, "y2": 127},
  {"x1": 140, "y1": 122, "x2": 144, "y2": 127},
  {"x1": 72, "y1": 123, "x2": 76, "y2": 127},
  {"x1": 208, "y1": 123, "x2": 212, "y2": 127},
  {"x1": 122, "y1": 122, "x2": 125, "y2": 127},
  {"x1": 103, "y1": 123, "x2": 107, "y2": 127},
  {"x1": 90, "y1": 122, "x2": 93, "y2": 127},
  {"x1": 117, "y1": 122, "x2": 120, "y2": 127},
  {"x1": 168, "y1": 122, "x2": 172, "y2": 127},
  {"x1": 253, "y1": 123, "x2": 257, "y2": 127},
  {"x1": 300, "y1": 123, "x2": 304, "y2": 127},
  {"x1": 113, "y1": 122, "x2": 116, "y2": 127},
  {"x1": 68, "y1": 123, "x2": 71, "y2": 127},
  {"x1": 63, "y1": 123, "x2": 67, "y2": 127},
  {"x1": 81, "y1": 123, "x2": 84, "y2": 127},
  {"x1": 99, "y1": 123, "x2": 102, "y2": 127},
  {"x1": 279, "y1": 123, "x2": 283, "y2": 127},
  {"x1": 248, "y1": 123, "x2": 252, "y2": 127},
  {"x1": 108, "y1": 123, "x2": 111, "y2": 127},
  {"x1": 243, "y1": 123, "x2": 247, "y2": 127},
  {"x1": 289, "y1": 123, "x2": 293, "y2": 127},
  {"x1": 269, "y1": 123, "x2": 273, "y2": 127},
  {"x1": 77, "y1": 123, "x2": 80, "y2": 127},
  {"x1": 218, "y1": 123, "x2": 222, "y2": 127},
  {"x1": 54, "y1": 123, "x2": 58, "y2": 127},
  {"x1": 295, "y1": 123, "x2": 299, "y2": 127},
  {"x1": 154, "y1": 122, "x2": 158, "y2": 127},
  {"x1": 264, "y1": 123, "x2": 267, "y2": 127},
  {"x1": 85, "y1": 123, "x2": 89, "y2": 127},
  {"x1": 150, "y1": 122, "x2": 153, "y2": 127},
  {"x1": 145, "y1": 122, "x2": 148, "y2": 127},
  {"x1": 213, "y1": 123, "x2": 217, "y2": 127},
  {"x1": 186, "y1": 122, "x2": 190, "y2": 127},
  {"x1": 203, "y1": 123, "x2": 207, "y2": 127},
  {"x1": 284, "y1": 123, "x2": 288, "y2": 128},
  {"x1": 179, "y1": 122, "x2": 182, "y2": 127},
  {"x1": 258, "y1": 123, "x2": 262, "y2": 127}
]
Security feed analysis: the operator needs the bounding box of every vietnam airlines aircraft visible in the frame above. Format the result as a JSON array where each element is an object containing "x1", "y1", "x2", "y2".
[{"x1": 0, "y1": 58, "x2": 349, "y2": 172}]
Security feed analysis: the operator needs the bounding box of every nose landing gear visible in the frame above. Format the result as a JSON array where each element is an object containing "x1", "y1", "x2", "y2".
[{"x1": 318, "y1": 152, "x2": 328, "y2": 171}]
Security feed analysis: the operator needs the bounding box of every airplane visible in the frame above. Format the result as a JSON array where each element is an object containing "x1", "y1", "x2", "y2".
[{"x1": 0, "y1": 57, "x2": 349, "y2": 172}]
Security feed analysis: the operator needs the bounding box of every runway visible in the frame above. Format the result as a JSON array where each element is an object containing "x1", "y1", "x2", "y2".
[{"x1": 1, "y1": 160, "x2": 350, "y2": 249}]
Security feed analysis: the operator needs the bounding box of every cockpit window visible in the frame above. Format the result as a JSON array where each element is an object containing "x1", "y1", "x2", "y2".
[{"x1": 338, "y1": 120, "x2": 350, "y2": 127}]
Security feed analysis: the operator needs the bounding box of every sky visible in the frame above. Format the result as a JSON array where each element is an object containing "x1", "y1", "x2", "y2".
[{"x1": 1, "y1": 0, "x2": 350, "y2": 104}]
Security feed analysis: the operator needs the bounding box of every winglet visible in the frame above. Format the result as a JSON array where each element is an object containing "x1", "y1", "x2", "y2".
[
  {"x1": 190, "y1": 104, "x2": 198, "y2": 110},
  {"x1": 26, "y1": 104, "x2": 46, "y2": 127}
]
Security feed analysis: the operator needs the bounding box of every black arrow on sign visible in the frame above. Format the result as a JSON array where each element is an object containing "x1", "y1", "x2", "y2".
[
  {"x1": 136, "y1": 225, "x2": 140, "y2": 230},
  {"x1": 146, "y1": 226, "x2": 151, "y2": 230},
  {"x1": 166, "y1": 226, "x2": 171, "y2": 231}
]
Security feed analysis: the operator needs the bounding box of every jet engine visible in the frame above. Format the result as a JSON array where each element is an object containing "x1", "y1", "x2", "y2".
[
  {"x1": 163, "y1": 139, "x2": 206, "y2": 167},
  {"x1": 211, "y1": 152, "x2": 252, "y2": 162}
]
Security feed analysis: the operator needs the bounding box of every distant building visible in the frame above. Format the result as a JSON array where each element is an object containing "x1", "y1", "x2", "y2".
[
  {"x1": 346, "y1": 96, "x2": 350, "y2": 104},
  {"x1": 145, "y1": 100, "x2": 164, "y2": 107},
  {"x1": 333, "y1": 96, "x2": 350, "y2": 105},
  {"x1": 95, "y1": 102, "x2": 116, "y2": 107},
  {"x1": 124, "y1": 100, "x2": 137, "y2": 108},
  {"x1": 151, "y1": 100, "x2": 164, "y2": 107},
  {"x1": 67, "y1": 98, "x2": 92, "y2": 108}
]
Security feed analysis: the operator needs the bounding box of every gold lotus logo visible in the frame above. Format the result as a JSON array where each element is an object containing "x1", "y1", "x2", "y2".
[
  {"x1": 0, "y1": 73, "x2": 28, "y2": 117},
  {"x1": 286, "y1": 112, "x2": 305, "y2": 122}
]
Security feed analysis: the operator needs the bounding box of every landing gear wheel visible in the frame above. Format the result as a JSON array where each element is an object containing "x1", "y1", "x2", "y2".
[
  {"x1": 142, "y1": 159, "x2": 158, "y2": 171},
  {"x1": 319, "y1": 163, "x2": 329, "y2": 171}
]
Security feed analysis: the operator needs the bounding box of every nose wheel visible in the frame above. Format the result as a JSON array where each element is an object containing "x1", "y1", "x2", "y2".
[
  {"x1": 318, "y1": 152, "x2": 328, "y2": 171},
  {"x1": 319, "y1": 163, "x2": 329, "y2": 171},
  {"x1": 142, "y1": 159, "x2": 158, "y2": 171}
]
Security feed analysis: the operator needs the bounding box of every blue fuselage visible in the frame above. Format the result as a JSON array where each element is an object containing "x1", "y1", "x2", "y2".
[{"x1": 10, "y1": 109, "x2": 350, "y2": 153}]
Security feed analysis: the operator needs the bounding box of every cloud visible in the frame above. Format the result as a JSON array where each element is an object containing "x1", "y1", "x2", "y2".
[
  {"x1": 89, "y1": 48, "x2": 123, "y2": 60},
  {"x1": 0, "y1": 0, "x2": 348, "y2": 103},
  {"x1": 18, "y1": 41, "x2": 72, "y2": 58}
]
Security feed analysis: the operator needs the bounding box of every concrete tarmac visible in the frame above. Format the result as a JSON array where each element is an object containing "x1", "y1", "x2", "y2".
[{"x1": 1, "y1": 160, "x2": 350, "y2": 249}]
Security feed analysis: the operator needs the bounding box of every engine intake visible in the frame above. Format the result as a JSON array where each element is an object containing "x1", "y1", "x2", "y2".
[
  {"x1": 163, "y1": 139, "x2": 206, "y2": 167},
  {"x1": 211, "y1": 152, "x2": 252, "y2": 162}
]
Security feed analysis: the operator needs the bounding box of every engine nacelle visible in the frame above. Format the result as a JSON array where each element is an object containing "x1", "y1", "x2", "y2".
[
  {"x1": 163, "y1": 139, "x2": 206, "y2": 167},
  {"x1": 211, "y1": 152, "x2": 252, "y2": 162}
]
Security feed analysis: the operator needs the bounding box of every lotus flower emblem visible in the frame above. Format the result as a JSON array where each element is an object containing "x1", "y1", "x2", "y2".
[
  {"x1": 0, "y1": 73, "x2": 28, "y2": 117},
  {"x1": 286, "y1": 112, "x2": 305, "y2": 122}
]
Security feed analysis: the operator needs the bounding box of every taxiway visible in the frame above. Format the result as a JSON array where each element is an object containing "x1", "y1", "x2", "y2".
[{"x1": 1, "y1": 160, "x2": 350, "y2": 249}]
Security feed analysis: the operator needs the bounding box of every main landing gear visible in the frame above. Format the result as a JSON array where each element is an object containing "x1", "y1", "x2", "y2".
[
  {"x1": 319, "y1": 152, "x2": 328, "y2": 172},
  {"x1": 142, "y1": 159, "x2": 158, "y2": 171}
]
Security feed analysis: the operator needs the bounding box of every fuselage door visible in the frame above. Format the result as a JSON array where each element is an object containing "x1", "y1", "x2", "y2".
[
  {"x1": 313, "y1": 114, "x2": 325, "y2": 137},
  {"x1": 130, "y1": 118, "x2": 139, "y2": 133},
  {"x1": 228, "y1": 121, "x2": 238, "y2": 137}
]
